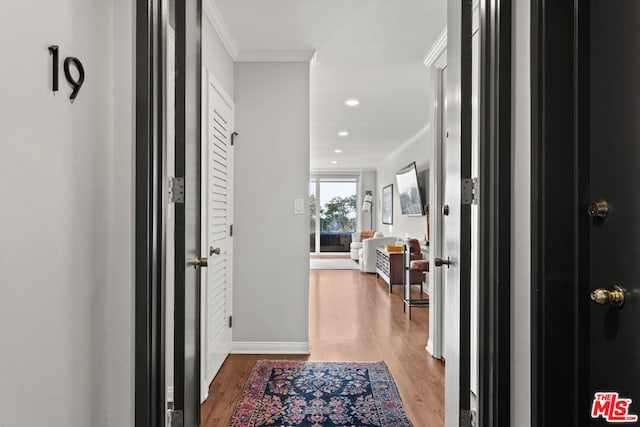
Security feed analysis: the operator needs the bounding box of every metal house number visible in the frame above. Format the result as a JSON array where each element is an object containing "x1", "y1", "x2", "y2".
[{"x1": 48, "y1": 45, "x2": 85, "y2": 100}]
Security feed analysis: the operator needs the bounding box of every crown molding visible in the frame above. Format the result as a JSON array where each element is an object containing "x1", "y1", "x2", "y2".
[
  {"x1": 203, "y1": 0, "x2": 239, "y2": 60},
  {"x1": 423, "y1": 0, "x2": 478, "y2": 67},
  {"x1": 236, "y1": 49, "x2": 317, "y2": 63},
  {"x1": 397, "y1": 122, "x2": 432, "y2": 154},
  {"x1": 423, "y1": 26, "x2": 447, "y2": 67},
  {"x1": 376, "y1": 122, "x2": 432, "y2": 170}
]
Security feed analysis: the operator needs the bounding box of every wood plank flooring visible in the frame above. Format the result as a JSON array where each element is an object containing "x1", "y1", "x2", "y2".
[{"x1": 200, "y1": 268, "x2": 445, "y2": 426}]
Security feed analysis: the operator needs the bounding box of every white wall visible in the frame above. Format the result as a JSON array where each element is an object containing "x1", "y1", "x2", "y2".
[
  {"x1": 108, "y1": 0, "x2": 135, "y2": 425},
  {"x1": 202, "y1": 12, "x2": 234, "y2": 99},
  {"x1": 376, "y1": 129, "x2": 432, "y2": 241},
  {"x1": 511, "y1": 0, "x2": 531, "y2": 425},
  {"x1": 232, "y1": 62, "x2": 310, "y2": 350},
  {"x1": 0, "y1": 0, "x2": 134, "y2": 425}
]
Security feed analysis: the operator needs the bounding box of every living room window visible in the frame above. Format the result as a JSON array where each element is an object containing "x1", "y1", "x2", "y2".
[{"x1": 309, "y1": 177, "x2": 358, "y2": 253}]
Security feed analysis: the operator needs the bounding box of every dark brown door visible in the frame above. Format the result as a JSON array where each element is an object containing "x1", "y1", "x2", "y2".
[{"x1": 589, "y1": 1, "x2": 640, "y2": 424}]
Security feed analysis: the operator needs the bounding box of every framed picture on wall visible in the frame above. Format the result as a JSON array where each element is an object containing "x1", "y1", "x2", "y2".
[{"x1": 382, "y1": 184, "x2": 393, "y2": 225}]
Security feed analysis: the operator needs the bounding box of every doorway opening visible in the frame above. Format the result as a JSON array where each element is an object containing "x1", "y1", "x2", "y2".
[{"x1": 136, "y1": 2, "x2": 516, "y2": 426}]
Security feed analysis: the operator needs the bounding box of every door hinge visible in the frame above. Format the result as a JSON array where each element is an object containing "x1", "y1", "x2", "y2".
[
  {"x1": 230, "y1": 224, "x2": 233, "y2": 237},
  {"x1": 460, "y1": 409, "x2": 472, "y2": 427},
  {"x1": 231, "y1": 131, "x2": 238, "y2": 146},
  {"x1": 168, "y1": 177, "x2": 185, "y2": 204},
  {"x1": 461, "y1": 178, "x2": 479, "y2": 205},
  {"x1": 229, "y1": 315, "x2": 233, "y2": 328},
  {"x1": 168, "y1": 409, "x2": 183, "y2": 427}
]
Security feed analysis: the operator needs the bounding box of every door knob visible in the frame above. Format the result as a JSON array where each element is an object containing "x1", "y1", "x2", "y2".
[
  {"x1": 442, "y1": 204, "x2": 450, "y2": 216},
  {"x1": 190, "y1": 257, "x2": 208, "y2": 268},
  {"x1": 434, "y1": 257, "x2": 453, "y2": 268},
  {"x1": 588, "y1": 200, "x2": 609, "y2": 218},
  {"x1": 590, "y1": 285, "x2": 625, "y2": 307},
  {"x1": 209, "y1": 246, "x2": 221, "y2": 256}
]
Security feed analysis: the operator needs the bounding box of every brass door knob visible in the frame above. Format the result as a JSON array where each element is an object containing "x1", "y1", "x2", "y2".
[
  {"x1": 190, "y1": 257, "x2": 208, "y2": 268},
  {"x1": 209, "y1": 246, "x2": 221, "y2": 256},
  {"x1": 588, "y1": 200, "x2": 609, "y2": 218},
  {"x1": 590, "y1": 285, "x2": 625, "y2": 307}
]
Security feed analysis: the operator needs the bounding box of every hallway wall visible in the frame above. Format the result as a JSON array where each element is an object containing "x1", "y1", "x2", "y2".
[
  {"x1": 0, "y1": 0, "x2": 134, "y2": 425},
  {"x1": 376, "y1": 127, "x2": 431, "y2": 242},
  {"x1": 232, "y1": 61, "x2": 311, "y2": 351}
]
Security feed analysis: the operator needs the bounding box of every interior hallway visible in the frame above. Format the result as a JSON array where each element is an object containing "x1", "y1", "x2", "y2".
[{"x1": 201, "y1": 268, "x2": 445, "y2": 426}]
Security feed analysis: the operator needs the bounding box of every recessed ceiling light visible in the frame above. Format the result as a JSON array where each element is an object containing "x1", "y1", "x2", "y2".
[
  {"x1": 334, "y1": 149, "x2": 342, "y2": 154},
  {"x1": 338, "y1": 131, "x2": 349, "y2": 137},
  {"x1": 345, "y1": 99, "x2": 360, "y2": 107},
  {"x1": 331, "y1": 160, "x2": 338, "y2": 165}
]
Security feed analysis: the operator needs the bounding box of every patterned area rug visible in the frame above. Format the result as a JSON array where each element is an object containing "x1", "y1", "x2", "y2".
[
  {"x1": 310, "y1": 258, "x2": 359, "y2": 270},
  {"x1": 229, "y1": 360, "x2": 413, "y2": 427}
]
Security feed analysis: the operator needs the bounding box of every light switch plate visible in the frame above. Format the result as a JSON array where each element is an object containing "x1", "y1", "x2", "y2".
[{"x1": 294, "y1": 198, "x2": 305, "y2": 215}]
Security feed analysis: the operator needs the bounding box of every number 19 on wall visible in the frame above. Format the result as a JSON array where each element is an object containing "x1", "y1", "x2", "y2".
[{"x1": 48, "y1": 45, "x2": 85, "y2": 101}]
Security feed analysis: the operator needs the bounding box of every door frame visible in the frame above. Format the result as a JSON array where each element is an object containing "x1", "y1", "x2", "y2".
[
  {"x1": 477, "y1": 0, "x2": 512, "y2": 425},
  {"x1": 530, "y1": 1, "x2": 589, "y2": 425},
  {"x1": 135, "y1": 0, "x2": 203, "y2": 425},
  {"x1": 426, "y1": 39, "x2": 446, "y2": 360},
  {"x1": 134, "y1": 0, "x2": 166, "y2": 424},
  {"x1": 427, "y1": 1, "x2": 512, "y2": 423}
]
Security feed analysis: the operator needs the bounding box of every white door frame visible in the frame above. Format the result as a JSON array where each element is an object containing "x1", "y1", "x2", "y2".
[{"x1": 425, "y1": 28, "x2": 447, "y2": 360}]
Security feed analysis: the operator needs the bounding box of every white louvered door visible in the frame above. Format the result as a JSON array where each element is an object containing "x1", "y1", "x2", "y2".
[{"x1": 202, "y1": 72, "x2": 234, "y2": 393}]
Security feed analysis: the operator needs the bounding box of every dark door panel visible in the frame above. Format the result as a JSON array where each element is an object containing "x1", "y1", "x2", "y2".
[{"x1": 589, "y1": 1, "x2": 640, "y2": 423}]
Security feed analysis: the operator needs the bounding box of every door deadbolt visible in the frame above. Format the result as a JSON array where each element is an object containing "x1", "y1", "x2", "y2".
[
  {"x1": 590, "y1": 285, "x2": 625, "y2": 307},
  {"x1": 190, "y1": 257, "x2": 208, "y2": 268},
  {"x1": 588, "y1": 200, "x2": 609, "y2": 218},
  {"x1": 442, "y1": 204, "x2": 450, "y2": 216},
  {"x1": 210, "y1": 246, "x2": 221, "y2": 256}
]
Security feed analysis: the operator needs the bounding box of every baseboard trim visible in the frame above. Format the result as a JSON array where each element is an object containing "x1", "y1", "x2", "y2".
[
  {"x1": 231, "y1": 341, "x2": 310, "y2": 355},
  {"x1": 426, "y1": 339, "x2": 436, "y2": 358}
]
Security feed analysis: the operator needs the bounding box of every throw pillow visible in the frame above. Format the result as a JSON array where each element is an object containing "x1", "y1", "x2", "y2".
[{"x1": 360, "y1": 230, "x2": 375, "y2": 240}]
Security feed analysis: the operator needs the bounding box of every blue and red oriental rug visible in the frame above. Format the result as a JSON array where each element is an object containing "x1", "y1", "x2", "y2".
[{"x1": 228, "y1": 360, "x2": 413, "y2": 427}]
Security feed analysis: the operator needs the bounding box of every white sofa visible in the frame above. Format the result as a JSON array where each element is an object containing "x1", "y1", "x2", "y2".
[{"x1": 359, "y1": 235, "x2": 397, "y2": 273}]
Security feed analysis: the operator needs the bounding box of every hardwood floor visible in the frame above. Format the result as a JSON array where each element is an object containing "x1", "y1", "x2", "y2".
[{"x1": 200, "y1": 269, "x2": 445, "y2": 426}]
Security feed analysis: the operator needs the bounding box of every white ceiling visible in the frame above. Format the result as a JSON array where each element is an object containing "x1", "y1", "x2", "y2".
[{"x1": 213, "y1": 0, "x2": 447, "y2": 171}]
